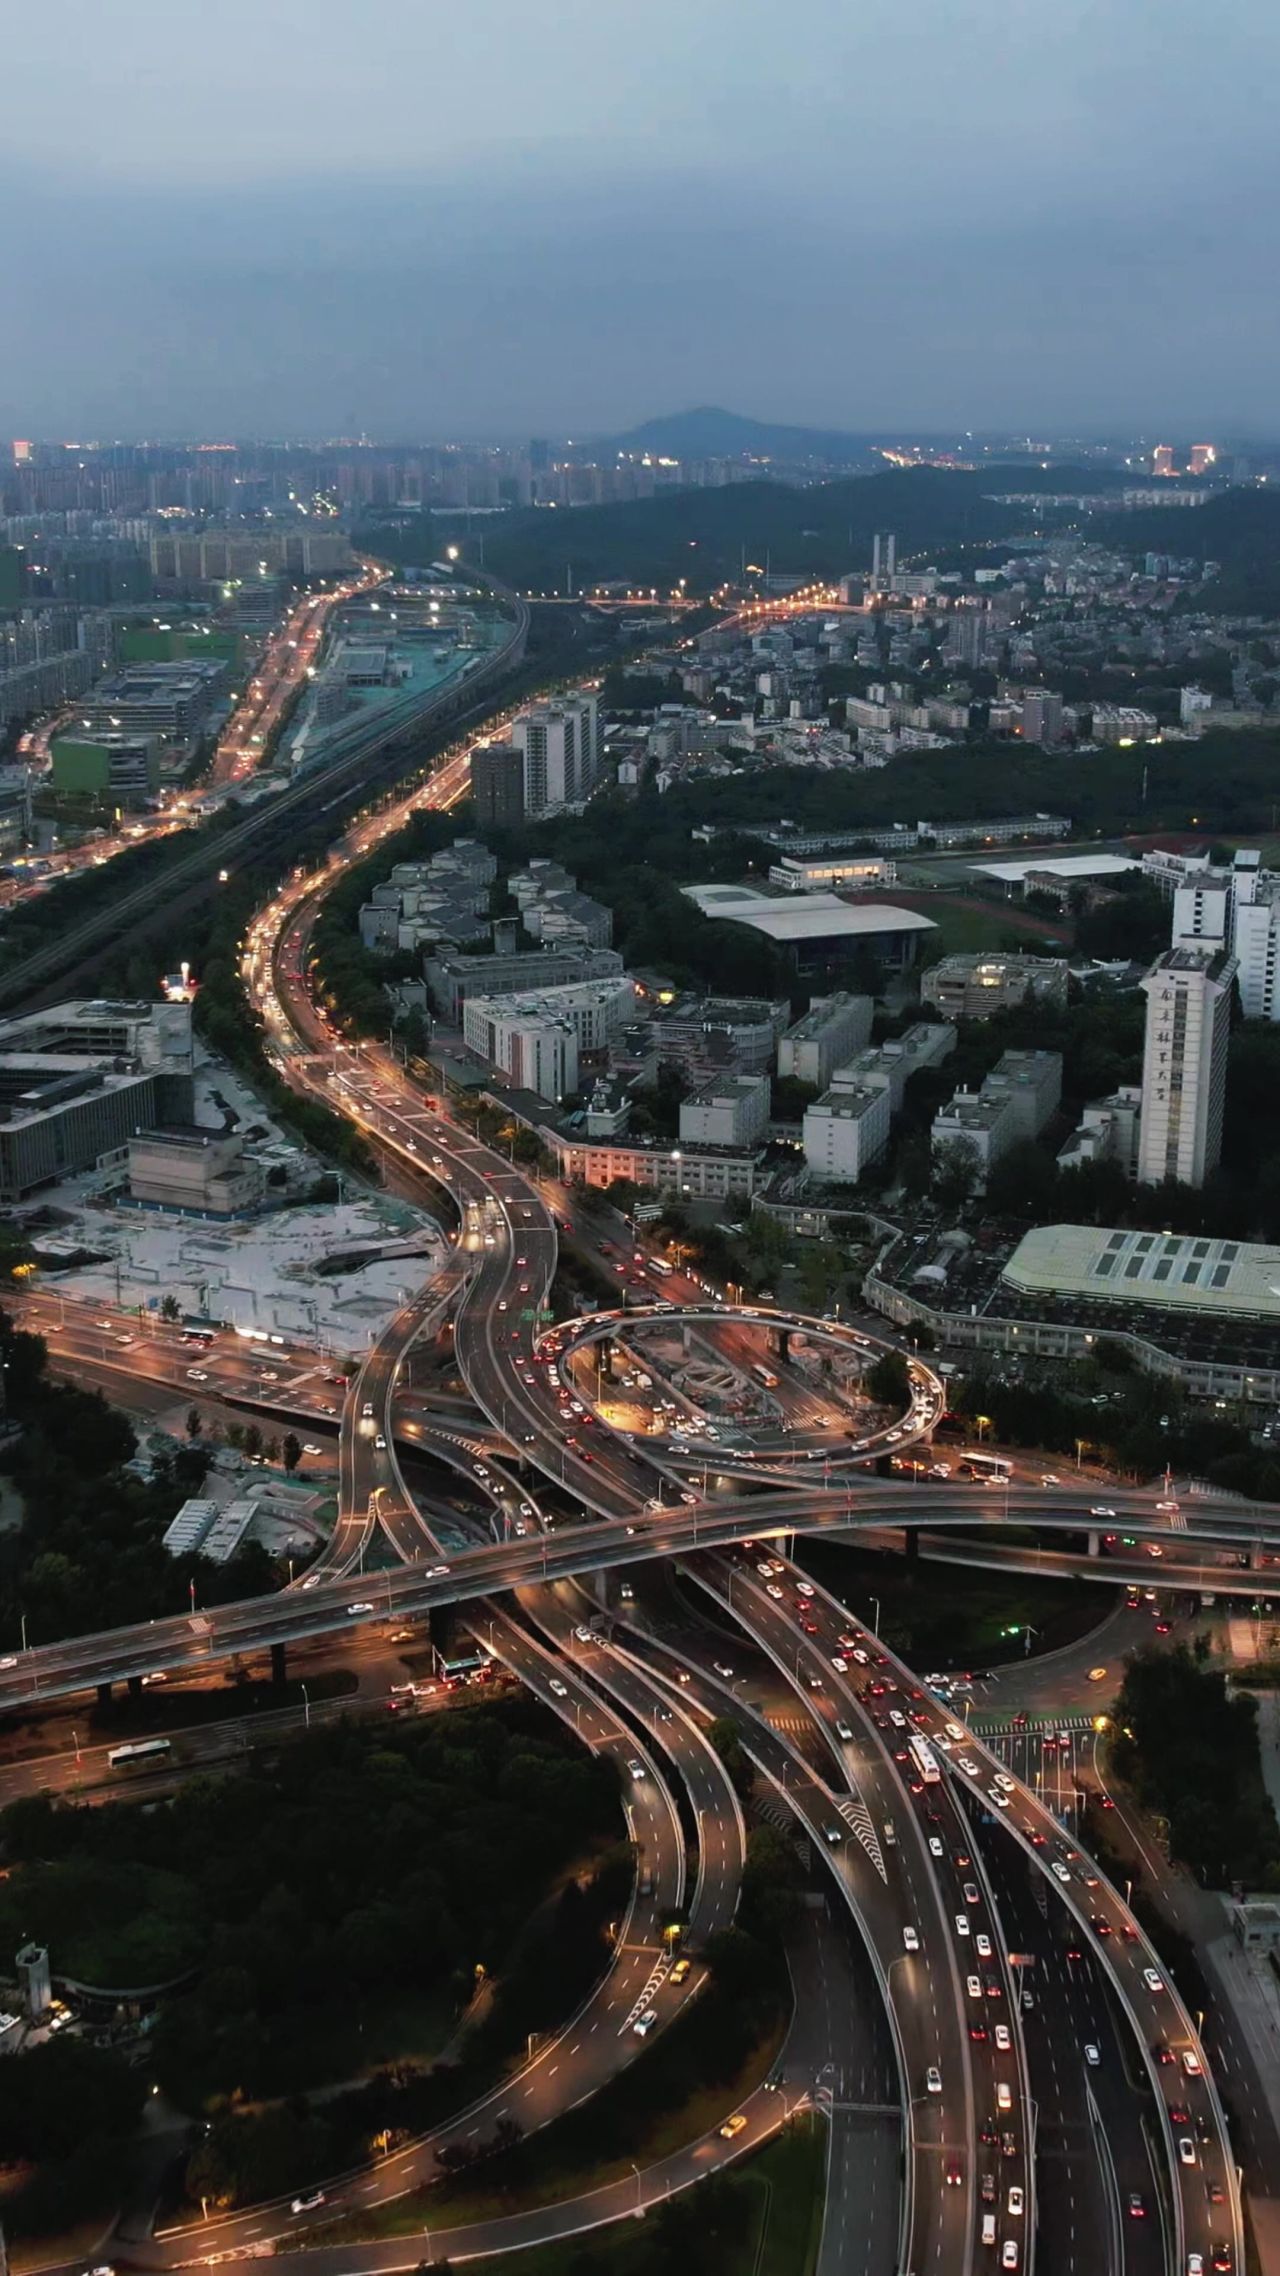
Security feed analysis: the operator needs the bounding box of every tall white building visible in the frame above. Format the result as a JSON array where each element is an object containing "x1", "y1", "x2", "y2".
[
  {"x1": 1138, "y1": 947, "x2": 1236, "y2": 1189},
  {"x1": 1233, "y1": 886, "x2": 1280, "y2": 1019},
  {"x1": 511, "y1": 693, "x2": 601, "y2": 815}
]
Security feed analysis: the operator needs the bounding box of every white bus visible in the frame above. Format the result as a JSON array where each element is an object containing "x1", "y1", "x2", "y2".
[
  {"x1": 645, "y1": 1256, "x2": 674, "y2": 1278},
  {"x1": 107, "y1": 1739, "x2": 173, "y2": 1768},
  {"x1": 751, "y1": 1362, "x2": 780, "y2": 1390},
  {"x1": 907, "y1": 1734, "x2": 941, "y2": 1785}
]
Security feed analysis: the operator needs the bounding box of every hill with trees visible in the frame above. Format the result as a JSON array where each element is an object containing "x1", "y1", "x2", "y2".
[{"x1": 361, "y1": 465, "x2": 1089, "y2": 597}]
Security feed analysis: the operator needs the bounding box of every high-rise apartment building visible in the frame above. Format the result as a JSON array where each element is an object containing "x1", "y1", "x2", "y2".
[
  {"x1": 870, "y1": 533, "x2": 897, "y2": 592},
  {"x1": 469, "y1": 741, "x2": 525, "y2": 828},
  {"x1": 1138, "y1": 947, "x2": 1236, "y2": 1188},
  {"x1": 510, "y1": 693, "x2": 601, "y2": 815},
  {"x1": 1233, "y1": 876, "x2": 1280, "y2": 1020}
]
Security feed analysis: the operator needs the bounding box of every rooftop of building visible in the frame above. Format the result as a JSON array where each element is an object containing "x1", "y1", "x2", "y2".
[
  {"x1": 1005, "y1": 1224, "x2": 1280, "y2": 1321},
  {"x1": 925, "y1": 951, "x2": 1068, "y2": 977},
  {"x1": 807, "y1": 1085, "x2": 887, "y2": 1120},
  {"x1": 974, "y1": 853, "x2": 1140, "y2": 884},
  {"x1": 783, "y1": 992, "x2": 868, "y2": 1039},
  {"x1": 681, "y1": 885, "x2": 936, "y2": 942},
  {"x1": 686, "y1": 1074, "x2": 768, "y2": 1104}
]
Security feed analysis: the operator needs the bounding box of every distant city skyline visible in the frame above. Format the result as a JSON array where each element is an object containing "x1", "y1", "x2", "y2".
[{"x1": 4, "y1": 0, "x2": 1279, "y2": 440}]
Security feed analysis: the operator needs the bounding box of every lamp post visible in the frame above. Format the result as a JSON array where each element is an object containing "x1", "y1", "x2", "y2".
[{"x1": 301, "y1": 1682, "x2": 311, "y2": 1730}]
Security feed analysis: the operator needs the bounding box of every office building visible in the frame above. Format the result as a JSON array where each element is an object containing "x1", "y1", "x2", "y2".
[
  {"x1": 129, "y1": 1127, "x2": 263, "y2": 1216},
  {"x1": 426, "y1": 944, "x2": 623, "y2": 1024},
  {"x1": 930, "y1": 1089, "x2": 1019, "y2": 1187},
  {"x1": 777, "y1": 994, "x2": 873, "y2": 1089},
  {"x1": 16, "y1": 1943, "x2": 51, "y2": 2020},
  {"x1": 678, "y1": 1074, "x2": 770, "y2": 1150},
  {"x1": 802, "y1": 1083, "x2": 891, "y2": 1182},
  {"x1": 767, "y1": 854, "x2": 896, "y2": 893},
  {"x1": 74, "y1": 659, "x2": 227, "y2": 746},
  {"x1": 462, "y1": 997, "x2": 578, "y2": 1100},
  {"x1": 1020, "y1": 690, "x2": 1065, "y2": 746},
  {"x1": 50, "y1": 729, "x2": 161, "y2": 807},
  {"x1": 469, "y1": 741, "x2": 525, "y2": 828},
  {"x1": 511, "y1": 693, "x2": 600, "y2": 814},
  {"x1": 1138, "y1": 946, "x2": 1236, "y2": 1188},
  {"x1": 921, "y1": 953, "x2": 1069, "y2": 1022}
]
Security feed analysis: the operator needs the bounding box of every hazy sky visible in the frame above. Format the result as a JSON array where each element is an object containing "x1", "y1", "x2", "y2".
[{"x1": 3, "y1": 0, "x2": 1277, "y2": 439}]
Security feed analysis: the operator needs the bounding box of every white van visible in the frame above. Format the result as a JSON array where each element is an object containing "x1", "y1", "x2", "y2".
[{"x1": 982, "y1": 2213, "x2": 997, "y2": 2247}]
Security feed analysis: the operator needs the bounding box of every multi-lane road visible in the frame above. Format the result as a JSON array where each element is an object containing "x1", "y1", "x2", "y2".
[{"x1": 6, "y1": 657, "x2": 1262, "y2": 2276}]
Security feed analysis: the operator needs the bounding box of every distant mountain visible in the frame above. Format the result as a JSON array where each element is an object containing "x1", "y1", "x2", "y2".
[{"x1": 604, "y1": 406, "x2": 886, "y2": 465}]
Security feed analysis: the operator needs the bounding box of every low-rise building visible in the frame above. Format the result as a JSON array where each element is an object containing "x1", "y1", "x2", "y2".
[
  {"x1": 930, "y1": 1089, "x2": 1018, "y2": 1185},
  {"x1": 129, "y1": 1127, "x2": 264, "y2": 1216},
  {"x1": 921, "y1": 952, "x2": 1070, "y2": 1022},
  {"x1": 777, "y1": 993, "x2": 873, "y2": 1088},
  {"x1": 979, "y1": 1048, "x2": 1062, "y2": 1139},
  {"x1": 426, "y1": 945, "x2": 624, "y2": 1023},
  {"x1": 767, "y1": 854, "x2": 897, "y2": 892},
  {"x1": 1090, "y1": 704, "x2": 1160, "y2": 744},
  {"x1": 162, "y1": 1496, "x2": 257, "y2": 1562},
  {"x1": 827, "y1": 1021, "x2": 955, "y2": 1113},
  {"x1": 678, "y1": 1073, "x2": 771, "y2": 1150},
  {"x1": 802, "y1": 1083, "x2": 891, "y2": 1182},
  {"x1": 1057, "y1": 1086, "x2": 1142, "y2": 1176},
  {"x1": 50, "y1": 730, "x2": 161, "y2": 807}
]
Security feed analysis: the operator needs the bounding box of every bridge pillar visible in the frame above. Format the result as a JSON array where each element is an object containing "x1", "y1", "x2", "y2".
[
  {"x1": 97, "y1": 1681, "x2": 112, "y2": 1709},
  {"x1": 1250, "y1": 1540, "x2": 1266, "y2": 1570},
  {"x1": 904, "y1": 1528, "x2": 919, "y2": 1563},
  {"x1": 126, "y1": 1673, "x2": 143, "y2": 1700},
  {"x1": 270, "y1": 1641, "x2": 288, "y2": 1687},
  {"x1": 1087, "y1": 1530, "x2": 1100, "y2": 1558},
  {"x1": 776, "y1": 1328, "x2": 791, "y2": 1363}
]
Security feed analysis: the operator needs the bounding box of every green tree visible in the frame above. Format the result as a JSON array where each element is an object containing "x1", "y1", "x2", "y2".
[
  {"x1": 159, "y1": 1294, "x2": 182, "y2": 1323},
  {"x1": 866, "y1": 1348, "x2": 911, "y2": 1408},
  {"x1": 186, "y1": 1406, "x2": 203, "y2": 1440},
  {"x1": 931, "y1": 1135, "x2": 982, "y2": 1212},
  {"x1": 282, "y1": 1432, "x2": 302, "y2": 1474}
]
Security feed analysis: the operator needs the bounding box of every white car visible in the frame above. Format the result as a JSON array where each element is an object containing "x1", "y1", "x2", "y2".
[
  {"x1": 929, "y1": 1836, "x2": 944, "y2": 1858},
  {"x1": 633, "y1": 2010, "x2": 656, "y2": 2037},
  {"x1": 1052, "y1": 1862, "x2": 1072, "y2": 1883},
  {"x1": 995, "y1": 2024, "x2": 1011, "y2": 2051},
  {"x1": 795, "y1": 1580, "x2": 815, "y2": 1598},
  {"x1": 1084, "y1": 2042, "x2": 1100, "y2": 2066},
  {"x1": 1007, "y1": 2185, "x2": 1023, "y2": 2216},
  {"x1": 1002, "y1": 2244, "x2": 1019, "y2": 2272},
  {"x1": 766, "y1": 1584, "x2": 784, "y2": 1601},
  {"x1": 629, "y1": 1759, "x2": 647, "y2": 1781},
  {"x1": 549, "y1": 1679, "x2": 568, "y2": 1698},
  {"x1": 290, "y1": 2191, "x2": 326, "y2": 2213},
  {"x1": 967, "y1": 1973, "x2": 982, "y2": 1999},
  {"x1": 1090, "y1": 1505, "x2": 1116, "y2": 1519},
  {"x1": 955, "y1": 1914, "x2": 971, "y2": 1938},
  {"x1": 995, "y1": 1772, "x2": 1016, "y2": 1792},
  {"x1": 1144, "y1": 1967, "x2": 1165, "y2": 1993},
  {"x1": 926, "y1": 2065, "x2": 942, "y2": 2095},
  {"x1": 975, "y1": 1934, "x2": 993, "y2": 1958},
  {"x1": 903, "y1": 1926, "x2": 919, "y2": 1952},
  {"x1": 426, "y1": 1564, "x2": 450, "y2": 1579},
  {"x1": 346, "y1": 1601, "x2": 374, "y2": 1615}
]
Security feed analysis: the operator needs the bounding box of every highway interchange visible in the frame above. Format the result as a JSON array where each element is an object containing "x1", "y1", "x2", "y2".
[{"x1": 6, "y1": 631, "x2": 1268, "y2": 2276}]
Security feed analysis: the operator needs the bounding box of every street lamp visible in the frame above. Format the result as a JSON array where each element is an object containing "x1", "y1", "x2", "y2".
[{"x1": 301, "y1": 1682, "x2": 311, "y2": 1729}]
